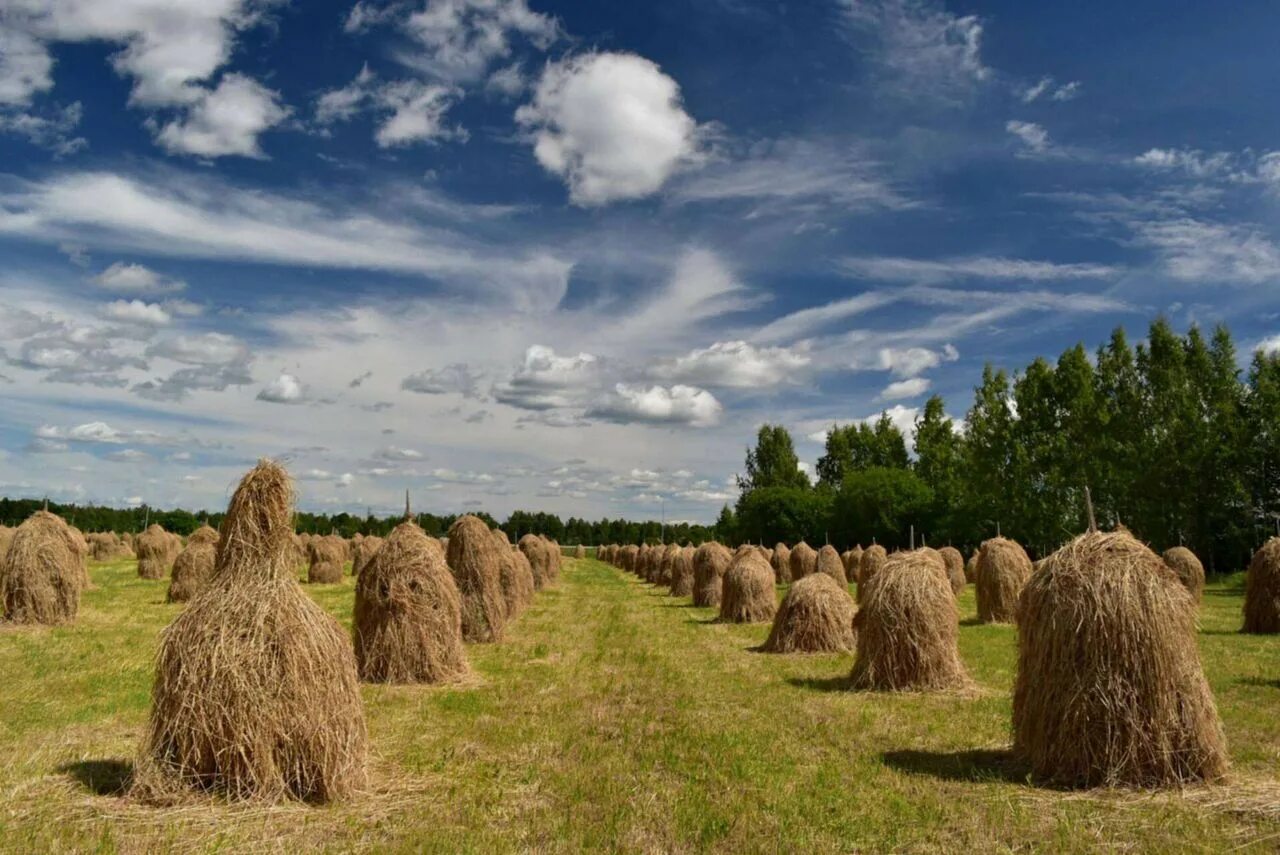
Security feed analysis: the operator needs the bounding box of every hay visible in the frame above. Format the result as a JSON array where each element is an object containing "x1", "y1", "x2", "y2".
[
  {"x1": 136, "y1": 524, "x2": 178, "y2": 580},
  {"x1": 354, "y1": 520, "x2": 469, "y2": 684},
  {"x1": 857, "y1": 545, "x2": 888, "y2": 604},
  {"x1": 789, "y1": 542, "x2": 817, "y2": 581},
  {"x1": 494, "y1": 529, "x2": 535, "y2": 619},
  {"x1": 306, "y1": 535, "x2": 346, "y2": 584},
  {"x1": 842, "y1": 546, "x2": 863, "y2": 584},
  {"x1": 573, "y1": 544, "x2": 586, "y2": 559},
  {"x1": 0, "y1": 510, "x2": 81, "y2": 624},
  {"x1": 965, "y1": 549, "x2": 979, "y2": 583},
  {"x1": 977, "y1": 537, "x2": 1032, "y2": 623},
  {"x1": 771, "y1": 543, "x2": 791, "y2": 584},
  {"x1": 1162, "y1": 546, "x2": 1205, "y2": 603},
  {"x1": 518, "y1": 534, "x2": 556, "y2": 590},
  {"x1": 1243, "y1": 537, "x2": 1280, "y2": 634},
  {"x1": 351, "y1": 536, "x2": 384, "y2": 577},
  {"x1": 167, "y1": 525, "x2": 219, "y2": 604},
  {"x1": 815, "y1": 545, "x2": 848, "y2": 586},
  {"x1": 88, "y1": 531, "x2": 131, "y2": 561},
  {"x1": 692, "y1": 542, "x2": 733, "y2": 607},
  {"x1": 1014, "y1": 529, "x2": 1228, "y2": 787},
  {"x1": 849, "y1": 550, "x2": 970, "y2": 692},
  {"x1": 762, "y1": 572, "x2": 855, "y2": 653},
  {"x1": 0, "y1": 524, "x2": 14, "y2": 561},
  {"x1": 938, "y1": 546, "x2": 966, "y2": 596},
  {"x1": 669, "y1": 546, "x2": 694, "y2": 597},
  {"x1": 719, "y1": 547, "x2": 777, "y2": 623},
  {"x1": 658, "y1": 543, "x2": 681, "y2": 587},
  {"x1": 446, "y1": 515, "x2": 508, "y2": 643},
  {"x1": 134, "y1": 460, "x2": 367, "y2": 803},
  {"x1": 619, "y1": 544, "x2": 638, "y2": 572}
]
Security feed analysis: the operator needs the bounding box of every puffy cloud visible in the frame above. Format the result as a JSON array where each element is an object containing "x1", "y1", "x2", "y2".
[
  {"x1": 133, "y1": 332, "x2": 253, "y2": 400},
  {"x1": 93, "y1": 262, "x2": 186, "y2": 295},
  {"x1": 878, "y1": 344, "x2": 957, "y2": 378},
  {"x1": 374, "y1": 80, "x2": 462, "y2": 147},
  {"x1": 492, "y1": 345, "x2": 598, "y2": 410},
  {"x1": 879, "y1": 376, "x2": 930, "y2": 400},
  {"x1": 256, "y1": 372, "x2": 307, "y2": 404},
  {"x1": 401, "y1": 362, "x2": 482, "y2": 396},
  {"x1": 652, "y1": 340, "x2": 810, "y2": 388},
  {"x1": 1258, "y1": 335, "x2": 1280, "y2": 355},
  {"x1": 155, "y1": 73, "x2": 290, "y2": 159},
  {"x1": 36, "y1": 421, "x2": 168, "y2": 446},
  {"x1": 516, "y1": 52, "x2": 705, "y2": 205},
  {"x1": 587, "y1": 383, "x2": 722, "y2": 427},
  {"x1": 1006, "y1": 119, "x2": 1049, "y2": 153},
  {"x1": 401, "y1": 0, "x2": 560, "y2": 83},
  {"x1": 101, "y1": 299, "x2": 170, "y2": 326},
  {"x1": 0, "y1": 26, "x2": 52, "y2": 105}
]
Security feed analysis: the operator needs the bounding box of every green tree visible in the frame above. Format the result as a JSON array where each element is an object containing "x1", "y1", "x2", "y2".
[
  {"x1": 912, "y1": 395, "x2": 964, "y2": 544},
  {"x1": 738, "y1": 424, "x2": 810, "y2": 493},
  {"x1": 831, "y1": 467, "x2": 932, "y2": 550},
  {"x1": 734, "y1": 486, "x2": 831, "y2": 546}
]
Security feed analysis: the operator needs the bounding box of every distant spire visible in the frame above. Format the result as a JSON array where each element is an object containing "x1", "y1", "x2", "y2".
[{"x1": 404, "y1": 489, "x2": 412, "y2": 522}]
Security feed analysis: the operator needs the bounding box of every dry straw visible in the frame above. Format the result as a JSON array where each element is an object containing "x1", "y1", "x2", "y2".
[
  {"x1": 658, "y1": 543, "x2": 681, "y2": 587},
  {"x1": 136, "y1": 523, "x2": 178, "y2": 580},
  {"x1": 857, "y1": 544, "x2": 888, "y2": 604},
  {"x1": 771, "y1": 543, "x2": 791, "y2": 583},
  {"x1": 573, "y1": 544, "x2": 586, "y2": 559},
  {"x1": 976, "y1": 537, "x2": 1032, "y2": 623},
  {"x1": 1243, "y1": 537, "x2": 1280, "y2": 634},
  {"x1": 134, "y1": 460, "x2": 367, "y2": 803},
  {"x1": 1161, "y1": 546, "x2": 1205, "y2": 603},
  {"x1": 518, "y1": 534, "x2": 555, "y2": 590},
  {"x1": 446, "y1": 515, "x2": 508, "y2": 643},
  {"x1": 842, "y1": 546, "x2": 863, "y2": 584},
  {"x1": 166, "y1": 525, "x2": 219, "y2": 603},
  {"x1": 669, "y1": 546, "x2": 694, "y2": 597},
  {"x1": 719, "y1": 547, "x2": 778, "y2": 624},
  {"x1": 306, "y1": 535, "x2": 346, "y2": 584},
  {"x1": 1014, "y1": 529, "x2": 1227, "y2": 787},
  {"x1": 762, "y1": 572, "x2": 855, "y2": 653},
  {"x1": 354, "y1": 519, "x2": 469, "y2": 684},
  {"x1": 0, "y1": 510, "x2": 82, "y2": 625},
  {"x1": 493, "y1": 529, "x2": 534, "y2": 619},
  {"x1": 816, "y1": 544, "x2": 848, "y2": 586},
  {"x1": 692, "y1": 541, "x2": 732, "y2": 607},
  {"x1": 850, "y1": 550, "x2": 970, "y2": 692},
  {"x1": 938, "y1": 546, "x2": 966, "y2": 596},
  {"x1": 352, "y1": 535, "x2": 384, "y2": 577},
  {"x1": 789, "y1": 541, "x2": 817, "y2": 581}
]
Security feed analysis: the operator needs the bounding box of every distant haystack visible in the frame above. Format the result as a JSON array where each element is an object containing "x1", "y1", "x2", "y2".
[
  {"x1": 965, "y1": 549, "x2": 979, "y2": 583},
  {"x1": 136, "y1": 524, "x2": 178, "y2": 580},
  {"x1": 493, "y1": 529, "x2": 534, "y2": 619},
  {"x1": 1015, "y1": 529, "x2": 1227, "y2": 787},
  {"x1": 976, "y1": 537, "x2": 1032, "y2": 623},
  {"x1": 167, "y1": 525, "x2": 219, "y2": 603},
  {"x1": 352, "y1": 536, "x2": 384, "y2": 578},
  {"x1": 658, "y1": 543, "x2": 681, "y2": 587},
  {"x1": 789, "y1": 542, "x2": 817, "y2": 582},
  {"x1": 446, "y1": 515, "x2": 508, "y2": 643},
  {"x1": 692, "y1": 542, "x2": 733, "y2": 608},
  {"x1": 307, "y1": 535, "x2": 346, "y2": 584},
  {"x1": 857, "y1": 545, "x2": 888, "y2": 604},
  {"x1": 1162, "y1": 546, "x2": 1205, "y2": 603},
  {"x1": 719, "y1": 547, "x2": 777, "y2": 624},
  {"x1": 762, "y1": 572, "x2": 855, "y2": 653},
  {"x1": 88, "y1": 531, "x2": 131, "y2": 562},
  {"x1": 938, "y1": 546, "x2": 965, "y2": 596},
  {"x1": 0, "y1": 510, "x2": 82, "y2": 625},
  {"x1": 1243, "y1": 537, "x2": 1280, "y2": 634},
  {"x1": 669, "y1": 546, "x2": 694, "y2": 597},
  {"x1": 573, "y1": 544, "x2": 586, "y2": 559},
  {"x1": 842, "y1": 546, "x2": 863, "y2": 584},
  {"x1": 620, "y1": 544, "x2": 639, "y2": 573},
  {"x1": 771, "y1": 543, "x2": 792, "y2": 584},
  {"x1": 815, "y1": 545, "x2": 848, "y2": 586}
]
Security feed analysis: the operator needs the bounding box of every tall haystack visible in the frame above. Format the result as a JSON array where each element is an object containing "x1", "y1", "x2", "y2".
[
  {"x1": 307, "y1": 535, "x2": 346, "y2": 584},
  {"x1": 1162, "y1": 546, "x2": 1205, "y2": 603},
  {"x1": 762, "y1": 572, "x2": 855, "y2": 653},
  {"x1": 816, "y1": 545, "x2": 848, "y2": 586},
  {"x1": 167, "y1": 525, "x2": 219, "y2": 603},
  {"x1": 1243, "y1": 537, "x2": 1280, "y2": 634},
  {"x1": 354, "y1": 519, "x2": 468, "y2": 684},
  {"x1": 789, "y1": 542, "x2": 817, "y2": 581},
  {"x1": 719, "y1": 547, "x2": 777, "y2": 624},
  {"x1": 857, "y1": 544, "x2": 888, "y2": 604},
  {"x1": 976, "y1": 537, "x2": 1032, "y2": 623},
  {"x1": 493, "y1": 529, "x2": 534, "y2": 619},
  {"x1": 771, "y1": 543, "x2": 792, "y2": 584},
  {"x1": 1014, "y1": 529, "x2": 1227, "y2": 787},
  {"x1": 1, "y1": 510, "x2": 81, "y2": 625},
  {"x1": 446, "y1": 515, "x2": 508, "y2": 643},
  {"x1": 693, "y1": 541, "x2": 733, "y2": 608},
  {"x1": 842, "y1": 546, "x2": 863, "y2": 584},
  {"x1": 669, "y1": 546, "x2": 694, "y2": 597},
  {"x1": 658, "y1": 543, "x2": 680, "y2": 586},
  {"x1": 136, "y1": 524, "x2": 178, "y2": 580},
  {"x1": 352, "y1": 536, "x2": 384, "y2": 577},
  {"x1": 620, "y1": 544, "x2": 639, "y2": 573},
  {"x1": 938, "y1": 546, "x2": 966, "y2": 596},
  {"x1": 965, "y1": 549, "x2": 979, "y2": 583},
  {"x1": 573, "y1": 544, "x2": 586, "y2": 559},
  {"x1": 518, "y1": 534, "x2": 556, "y2": 590},
  {"x1": 849, "y1": 550, "x2": 970, "y2": 692},
  {"x1": 134, "y1": 460, "x2": 367, "y2": 803}
]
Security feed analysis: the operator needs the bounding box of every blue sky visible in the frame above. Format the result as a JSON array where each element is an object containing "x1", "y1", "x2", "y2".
[{"x1": 1, "y1": 0, "x2": 1278, "y2": 521}]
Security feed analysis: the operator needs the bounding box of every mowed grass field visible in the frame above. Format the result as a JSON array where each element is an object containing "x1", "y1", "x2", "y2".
[{"x1": 1, "y1": 557, "x2": 1278, "y2": 853}]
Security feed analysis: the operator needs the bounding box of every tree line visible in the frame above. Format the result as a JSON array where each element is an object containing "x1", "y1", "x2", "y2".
[{"x1": 724, "y1": 318, "x2": 1280, "y2": 574}]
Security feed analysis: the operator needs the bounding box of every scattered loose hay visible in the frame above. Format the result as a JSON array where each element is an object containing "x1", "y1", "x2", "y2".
[
  {"x1": 134, "y1": 459, "x2": 367, "y2": 804},
  {"x1": 136, "y1": 524, "x2": 178, "y2": 580},
  {"x1": 306, "y1": 535, "x2": 346, "y2": 584},
  {"x1": 857, "y1": 544, "x2": 888, "y2": 604},
  {"x1": 762, "y1": 572, "x2": 855, "y2": 653},
  {"x1": 446, "y1": 515, "x2": 508, "y2": 643},
  {"x1": 771, "y1": 543, "x2": 791, "y2": 584},
  {"x1": 354, "y1": 520, "x2": 469, "y2": 684},
  {"x1": 815, "y1": 544, "x2": 848, "y2": 586},
  {"x1": 0, "y1": 510, "x2": 81, "y2": 625},
  {"x1": 692, "y1": 542, "x2": 733, "y2": 607},
  {"x1": 352, "y1": 536, "x2": 384, "y2": 577},
  {"x1": 1243, "y1": 537, "x2": 1280, "y2": 634},
  {"x1": 849, "y1": 550, "x2": 970, "y2": 692},
  {"x1": 719, "y1": 547, "x2": 778, "y2": 624},
  {"x1": 976, "y1": 537, "x2": 1032, "y2": 624},
  {"x1": 166, "y1": 525, "x2": 219, "y2": 604},
  {"x1": 1160, "y1": 546, "x2": 1205, "y2": 603},
  {"x1": 938, "y1": 546, "x2": 966, "y2": 596},
  {"x1": 1014, "y1": 529, "x2": 1228, "y2": 787},
  {"x1": 789, "y1": 542, "x2": 817, "y2": 581}
]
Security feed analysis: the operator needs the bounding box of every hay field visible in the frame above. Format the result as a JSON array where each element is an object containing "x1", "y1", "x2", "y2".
[{"x1": 1, "y1": 556, "x2": 1277, "y2": 853}]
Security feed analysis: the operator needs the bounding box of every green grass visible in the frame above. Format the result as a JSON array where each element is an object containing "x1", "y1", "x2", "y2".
[{"x1": 0, "y1": 558, "x2": 1277, "y2": 853}]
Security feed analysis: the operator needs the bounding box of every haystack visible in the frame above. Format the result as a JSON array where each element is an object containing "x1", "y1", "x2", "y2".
[
  {"x1": 493, "y1": 529, "x2": 534, "y2": 618},
  {"x1": 573, "y1": 544, "x2": 586, "y2": 559},
  {"x1": 857, "y1": 544, "x2": 887, "y2": 604},
  {"x1": 976, "y1": 537, "x2": 1032, "y2": 623},
  {"x1": 518, "y1": 534, "x2": 555, "y2": 590},
  {"x1": 693, "y1": 541, "x2": 733, "y2": 607},
  {"x1": 789, "y1": 542, "x2": 817, "y2": 581},
  {"x1": 658, "y1": 543, "x2": 680, "y2": 586},
  {"x1": 771, "y1": 543, "x2": 791, "y2": 583},
  {"x1": 965, "y1": 549, "x2": 979, "y2": 583},
  {"x1": 352, "y1": 536, "x2": 384, "y2": 577},
  {"x1": 1014, "y1": 529, "x2": 1227, "y2": 787},
  {"x1": 849, "y1": 550, "x2": 970, "y2": 692},
  {"x1": 1243, "y1": 537, "x2": 1280, "y2": 634},
  {"x1": 307, "y1": 535, "x2": 346, "y2": 584},
  {"x1": 0, "y1": 524, "x2": 14, "y2": 561},
  {"x1": 1162, "y1": 546, "x2": 1205, "y2": 603},
  {"x1": 938, "y1": 546, "x2": 965, "y2": 596},
  {"x1": 136, "y1": 524, "x2": 178, "y2": 580},
  {"x1": 88, "y1": 531, "x2": 130, "y2": 562},
  {"x1": 0, "y1": 510, "x2": 81, "y2": 624},
  {"x1": 669, "y1": 546, "x2": 694, "y2": 597},
  {"x1": 134, "y1": 460, "x2": 367, "y2": 803},
  {"x1": 719, "y1": 547, "x2": 777, "y2": 624},
  {"x1": 446, "y1": 515, "x2": 508, "y2": 643},
  {"x1": 167, "y1": 525, "x2": 219, "y2": 603},
  {"x1": 354, "y1": 519, "x2": 468, "y2": 684},
  {"x1": 761, "y1": 572, "x2": 855, "y2": 653},
  {"x1": 842, "y1": 546, "x2": 863, "y2": 584},
  {"x1": 815, "y1": 545, "x2": 848, "y2": 586}
]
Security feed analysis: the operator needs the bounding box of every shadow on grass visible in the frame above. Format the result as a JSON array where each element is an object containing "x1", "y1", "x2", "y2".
[
  {"x1": 959, "y1": 617, "x2": 987, "y2": 627},
  {"x1": 59, "y1": 758, "x2": 133, "y2": 796},
  {"x1": 1236, "y1": 676, "x2": 1280, "y2": 689},
  {"x1": 1199, "y1": 628, "x2": 1245, "y2": 636},
  {"x1": 881, "y1": 748, "x2": 1030, "y2": 785},
  {"x1": 786, "y1": 674, "x2": 850, "y2": 692}
]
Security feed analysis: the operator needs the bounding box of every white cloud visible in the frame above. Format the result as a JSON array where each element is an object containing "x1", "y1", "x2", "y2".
[
  {"x1": 1133, "y1": 147, "x2": 1236, "y2": 178},
  {"x1": 105, "y1": 448, "x2": 149, "y2": 462},
  {"x1": 651, "y1": 340, "x2": 810, "y2": 388},
  {"x1": 486, "y1": 62, "x2": 527, "y2": 97},
  {"x1": 401, "y1": 362, "x2": 482, "y2": 396},
  {"x1": 864, "y1": 404, "x2": 920, "y2": 439},
  {"x1": 101, "y1": 299, "x2": 171, "y2": 326},
  {"x1": 879, "y1": 376, "x2": 930, "y2": 400},
  {"x1": 516, "y1": 52, "x2": 705, "y2": 205},
  {"x1": 155, "y1": 73, "x2": 289, "y2": 159},
  {"x1": 374, "y1": 80, "x2": 462, "y2": 147},
  {"x1": 1021, "y1": 76, "x2": 1080, "y2": 103},
  {"x1": 841, "y1": 0, "x2": 988, "y2": 102},
  {"x1": 587, "y1": 383, "x2": 722, "y2": 427},
  {"x1": 36, "y1": 421, "x2": 168, "y2": 446},
  {"x1": 0, "y1": 26, "x2": 52, "y2": 106},
  {"x1": 878, "y1": 344, "x2": 957, "y2": 378},
  {"x1": 492, "y1": 344, "x2": 598, "y2": 410},
  {"x1": 402, "y1": 0, "x2": 560, "y2": 83},
  {"x1": 93, "y1": 262, "x2": 186, "y2": 295},
  {"x1": 146, "y1": 332, "x2": 246, "y2": 365},
  {"x1": 0, "y1": 100, "x2": 85, "y2": 155},
  {"x1": 316, "y1": 64, "x2": 377, "y2": 124},
  {"x1": 373, "y1": 445, "x2": 425, "y2": 461},
  {"x1": 1134, "y1": 218, "x2": 1280, "y2": 285},
  {"x1": 256, "y1": 372, "x2": 307, "y2": 404},
  {"x1": 1006, "y1": 119, "x2": 1049, "y2": 153},
  {"x1": 1258, "y1": 335, "x2": 1280, "y2": 355},
  {"x1": 840, "y1": 255, "x2": 1118, "y2": 283}
]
